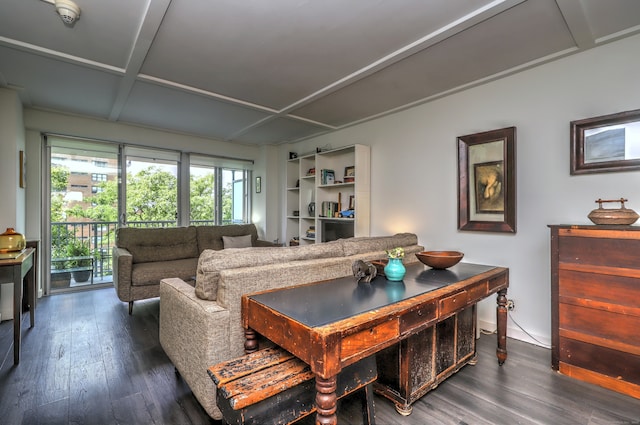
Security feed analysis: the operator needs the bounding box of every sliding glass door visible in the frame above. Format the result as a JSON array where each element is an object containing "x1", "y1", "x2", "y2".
[{"x1": 47, "y1": 137, "x2": 119, "y2": 292}]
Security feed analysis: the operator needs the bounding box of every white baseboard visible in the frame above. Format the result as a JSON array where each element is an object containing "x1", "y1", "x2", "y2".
[{"x1": 478, "y1": 318, "x2": 551, "y2": 349}]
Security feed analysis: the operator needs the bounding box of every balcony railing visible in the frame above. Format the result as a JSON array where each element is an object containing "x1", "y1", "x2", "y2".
[{"x1": 51, "y1": 221, "x2": 118, "y2": 284}]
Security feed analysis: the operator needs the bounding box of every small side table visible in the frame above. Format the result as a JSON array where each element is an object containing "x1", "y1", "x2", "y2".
[{"x1": 0, "y1": 248, "x2": 36, "y2": 365}]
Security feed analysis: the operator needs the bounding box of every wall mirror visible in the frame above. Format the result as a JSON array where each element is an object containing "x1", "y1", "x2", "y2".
[{"x1": 570, "y1": 109, "x2": 640, "y2": 175}]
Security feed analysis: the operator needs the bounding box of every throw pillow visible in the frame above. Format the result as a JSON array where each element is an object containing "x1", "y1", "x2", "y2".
[{"x1": 222, "y1": 234, "x2": 252, "y2": 249}]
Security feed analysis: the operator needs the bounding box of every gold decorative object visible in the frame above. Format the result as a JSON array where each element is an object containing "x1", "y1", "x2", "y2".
[
  {"x1": 588, "y1": 198, "x2": 639, "y2": 225},
  {"x1": 0, "y1": 228, "x2": 26, "y2": 252}
]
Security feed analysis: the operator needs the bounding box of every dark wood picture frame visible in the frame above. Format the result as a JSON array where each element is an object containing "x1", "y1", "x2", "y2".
[
  {"x1": 19, "y1": 150, "x2": 26, "y2": 188},
  {"x1": 458, "y1": 127, "x2": 516, "y2": 233},
  {"x1": 570, "y1": 109, "x2": 640, "y2": 175}
]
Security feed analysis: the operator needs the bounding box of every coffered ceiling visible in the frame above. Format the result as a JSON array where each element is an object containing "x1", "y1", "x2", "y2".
[{"x1": 1, "y1": 0, "x2": 639, "y2": 145}]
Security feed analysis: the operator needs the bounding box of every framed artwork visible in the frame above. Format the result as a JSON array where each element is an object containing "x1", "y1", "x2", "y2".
[
  {"x1": 19, "y1": 150, "x2": 26, "y2": 188},
  {"x1": 255, "y1": 176, "x2": 261, "y2": 193},
  {"x1": 344, "y1": 166, "x2": 355, "y2": 177},
  {"x1": 458, "y1": 127, "x2": 516, "y2": 233},
  {"x1": 570, "y1": 108, "x2": 640, "y2": 175}
]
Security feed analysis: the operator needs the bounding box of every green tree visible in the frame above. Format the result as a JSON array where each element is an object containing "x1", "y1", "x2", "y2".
[
  {"x1": 57, "y1": 165, "x2": 231, "y2": 225},
  {"x1": 222, "y1": 183, "x2": 232, "y2": 223},
  {"x1": 126, "y1": 166, "x2": 178, "y2": 223},
  {"x1": 51, "y1": 165, "x2": 69, "y2": 192},
  {"x1": 190, "y1": 173, "x2": 215, "y2": 221},
  {"x1": 66, "y1": 180, "x2": 119, "y2": 222}
]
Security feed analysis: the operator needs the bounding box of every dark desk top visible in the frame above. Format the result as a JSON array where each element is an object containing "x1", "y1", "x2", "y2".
[{"x1": 249, "y1": 262, "x2": 496, "y2": 328}]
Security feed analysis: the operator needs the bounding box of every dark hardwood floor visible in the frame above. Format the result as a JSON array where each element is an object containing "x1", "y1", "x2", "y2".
[{"x1": 1, "y1": 287, "x2": 639, "y2": 425}]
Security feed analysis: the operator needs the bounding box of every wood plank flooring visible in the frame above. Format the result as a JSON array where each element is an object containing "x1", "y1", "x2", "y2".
[{"x1": 1, "y1": 287, "x2": 639, "y2": 425}]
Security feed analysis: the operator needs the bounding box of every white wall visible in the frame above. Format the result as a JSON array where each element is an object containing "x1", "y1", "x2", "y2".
[
  {"x1": 0, "y1": 88, "x2": 26, "y2": 234},
  {"x1": 252, "y1": 144, "x2": 280, "y2": 243},
  {"x1": 0, "y1": 88, "x2": 26, "y2": 320},
  {"x1": 285, "y1": 34, "x2": 640, "y2": 347}
]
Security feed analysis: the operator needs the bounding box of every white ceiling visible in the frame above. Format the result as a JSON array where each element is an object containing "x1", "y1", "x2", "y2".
[{"x1": 1, "y1": 0, "x2": 639, "y2": 146}]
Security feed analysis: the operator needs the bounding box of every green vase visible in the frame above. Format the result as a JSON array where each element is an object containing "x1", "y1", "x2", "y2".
[{"x1": 384, "y1": 257, "x2": 406, "y2": 281}]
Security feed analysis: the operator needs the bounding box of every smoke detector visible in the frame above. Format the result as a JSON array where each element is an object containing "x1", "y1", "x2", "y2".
[
  {"x1": 40, "y1": 0, "x2": 81, "y2": 25},
  {"x1": 55, "y1": 0, "x2": 81, "y2": 25}
]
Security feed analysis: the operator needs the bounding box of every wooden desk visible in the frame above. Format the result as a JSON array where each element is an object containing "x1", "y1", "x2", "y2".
[
  {"x1": 0, "y1": 248, "x2": 36, "y2": 365},
  {"x1": 242, "y1": 262, "x2": 509, "y2": 424}
]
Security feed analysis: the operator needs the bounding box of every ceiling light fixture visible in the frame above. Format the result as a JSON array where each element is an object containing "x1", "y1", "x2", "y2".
[{"x1": 40, "y1": 0, "x2": 81, "y2": 25}]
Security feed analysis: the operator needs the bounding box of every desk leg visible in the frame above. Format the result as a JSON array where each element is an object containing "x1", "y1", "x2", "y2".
[
  {"x1": 28, "y1": 262, "x2": 36, "y2": 328},
  {"x1": 496, "y1": 288, "x2": 508, "y2": 365},
  {"x1": 244, "y1": 328, "x2": 259, "y2": 354},
  {"x1": 315, "y1": 375, "x2": 337, "y2": 425},
  {"x1": 13, "y1": 266, "x2": 23, "y2": 365}
]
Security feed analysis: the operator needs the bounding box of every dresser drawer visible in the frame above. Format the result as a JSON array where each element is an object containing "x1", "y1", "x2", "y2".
[
  {"x1": 559, "y1": 337, "x2": 640, "y2": 386},
  {"x1": 559, "y1": 270, "x2": 640, "y2": 312},
  {"x1": 559, "y1": 234, "x2": 640, "y2": 270},
  {"x1": 559, "y1": 303, "x2": 640, "y2": 349}
]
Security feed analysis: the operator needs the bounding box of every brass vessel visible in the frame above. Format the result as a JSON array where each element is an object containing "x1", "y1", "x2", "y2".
[
  {"x1": 588, "y1": 198, "x2": 639, "y2": 225},
  {"x1": 0, "y1": 228, "x2": 26, "y2": 252}
]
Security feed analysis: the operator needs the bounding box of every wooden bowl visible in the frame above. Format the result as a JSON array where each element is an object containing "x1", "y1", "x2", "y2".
[{"x1": 416, "y1": 251, "x2": 464, "y2": 269}]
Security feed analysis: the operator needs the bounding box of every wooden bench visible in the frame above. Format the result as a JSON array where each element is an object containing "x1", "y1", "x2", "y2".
[{"x1": 208, "y1": 346, "x2": 376, "y2": 425}]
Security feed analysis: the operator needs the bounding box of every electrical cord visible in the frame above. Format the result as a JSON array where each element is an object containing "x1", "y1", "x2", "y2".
[
  {"x1": 479, "y1": 311, "x2": 551, "y2": 349},
  {"x1": 507, "y1": 310, "x2": 551, "y2": 348}
]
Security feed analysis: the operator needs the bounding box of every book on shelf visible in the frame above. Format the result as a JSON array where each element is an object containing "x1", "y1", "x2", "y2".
[
  {"x1": 320, "y1": 169, "x2": 335, "y2": 185},
  {"x1": 322, "y1": 201, "x2": 339, "y2": 218},
  {"x1": 306, "y1": 226, "x2": 316, "y2": 238}
]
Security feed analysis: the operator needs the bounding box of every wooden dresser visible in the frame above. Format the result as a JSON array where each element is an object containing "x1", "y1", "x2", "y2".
[{"x1": 549, "y1": 225, "x2": 640, "y2": 399}]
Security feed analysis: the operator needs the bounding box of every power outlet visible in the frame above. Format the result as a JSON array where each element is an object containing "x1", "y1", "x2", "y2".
[{"x1": 507, "y1": 299, "x2": 515, "y2": 311}]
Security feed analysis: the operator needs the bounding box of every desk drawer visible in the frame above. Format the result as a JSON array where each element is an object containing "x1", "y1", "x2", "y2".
[
  {"x1": 440, "y1": 291, "x2": 468, "y2": 317},
  {"x1": 341, "y1": 320, "x2": 398, "y2": 360},
  {"x1": 400, "y1": 301, "x2": 437, "y2": 334}
]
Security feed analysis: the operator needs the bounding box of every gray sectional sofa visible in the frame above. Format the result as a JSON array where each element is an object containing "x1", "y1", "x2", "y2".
[
  {"x1": 112, "y1": 224, "x2": 276, "y2": 314},
  {"x1": 159, "y1": 233, "x2": 424, "y2": 420}
]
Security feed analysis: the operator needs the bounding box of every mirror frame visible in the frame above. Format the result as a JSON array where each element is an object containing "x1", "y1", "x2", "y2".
[
  {"x1": 570, "y1": 109, "x2": 640, "y2": 175},
  {"x1": 458, "y1": 126, "x2": 516, "y2": 233}
]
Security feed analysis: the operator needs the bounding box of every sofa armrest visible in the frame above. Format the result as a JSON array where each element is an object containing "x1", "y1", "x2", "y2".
[
  {"x1": 159, "y1": 278, "x2": 230, "y2": 419},
  {"x1": 112, "y1": 246, "x2": 133, "y2": 302}
]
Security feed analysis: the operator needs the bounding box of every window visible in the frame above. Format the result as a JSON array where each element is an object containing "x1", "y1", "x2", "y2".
[
  {"x1": 189, "y1": 154, "x2": 252, "y2": 226},
  {"x1": 45, "y1": 134, "x2": 254, "y2": 294},
  {"x1": 124, "y1": 147, "x2": 179, "y2": 228}
]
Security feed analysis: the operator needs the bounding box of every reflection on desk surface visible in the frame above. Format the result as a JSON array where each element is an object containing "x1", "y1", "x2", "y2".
[
  {"x1": 0, "y1": 249, "x2": 27, "y2": 260},
  {"x1": 250, "y1": 262, "x2": 496, "y2": 328}
]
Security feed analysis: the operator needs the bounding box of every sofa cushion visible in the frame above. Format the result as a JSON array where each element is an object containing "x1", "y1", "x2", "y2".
[
  {"x1": 223, "y1": 234, "x2": 252, "y2": 249},
  {"x1": 131, "y1": 257, "x2": 199, "y2": 286},
  {"x1": 117, "y1": 226, "x2": 198, "y2": 264},
  {"x1": 195, "y1": 242, "x2": 342, "y2": 301},
  {"x1": 340, "y1": 233, "x2": 418, "y2": 257},
  {"x1": 196, "y1": 224, "x2": 259, "y2": 251}
]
